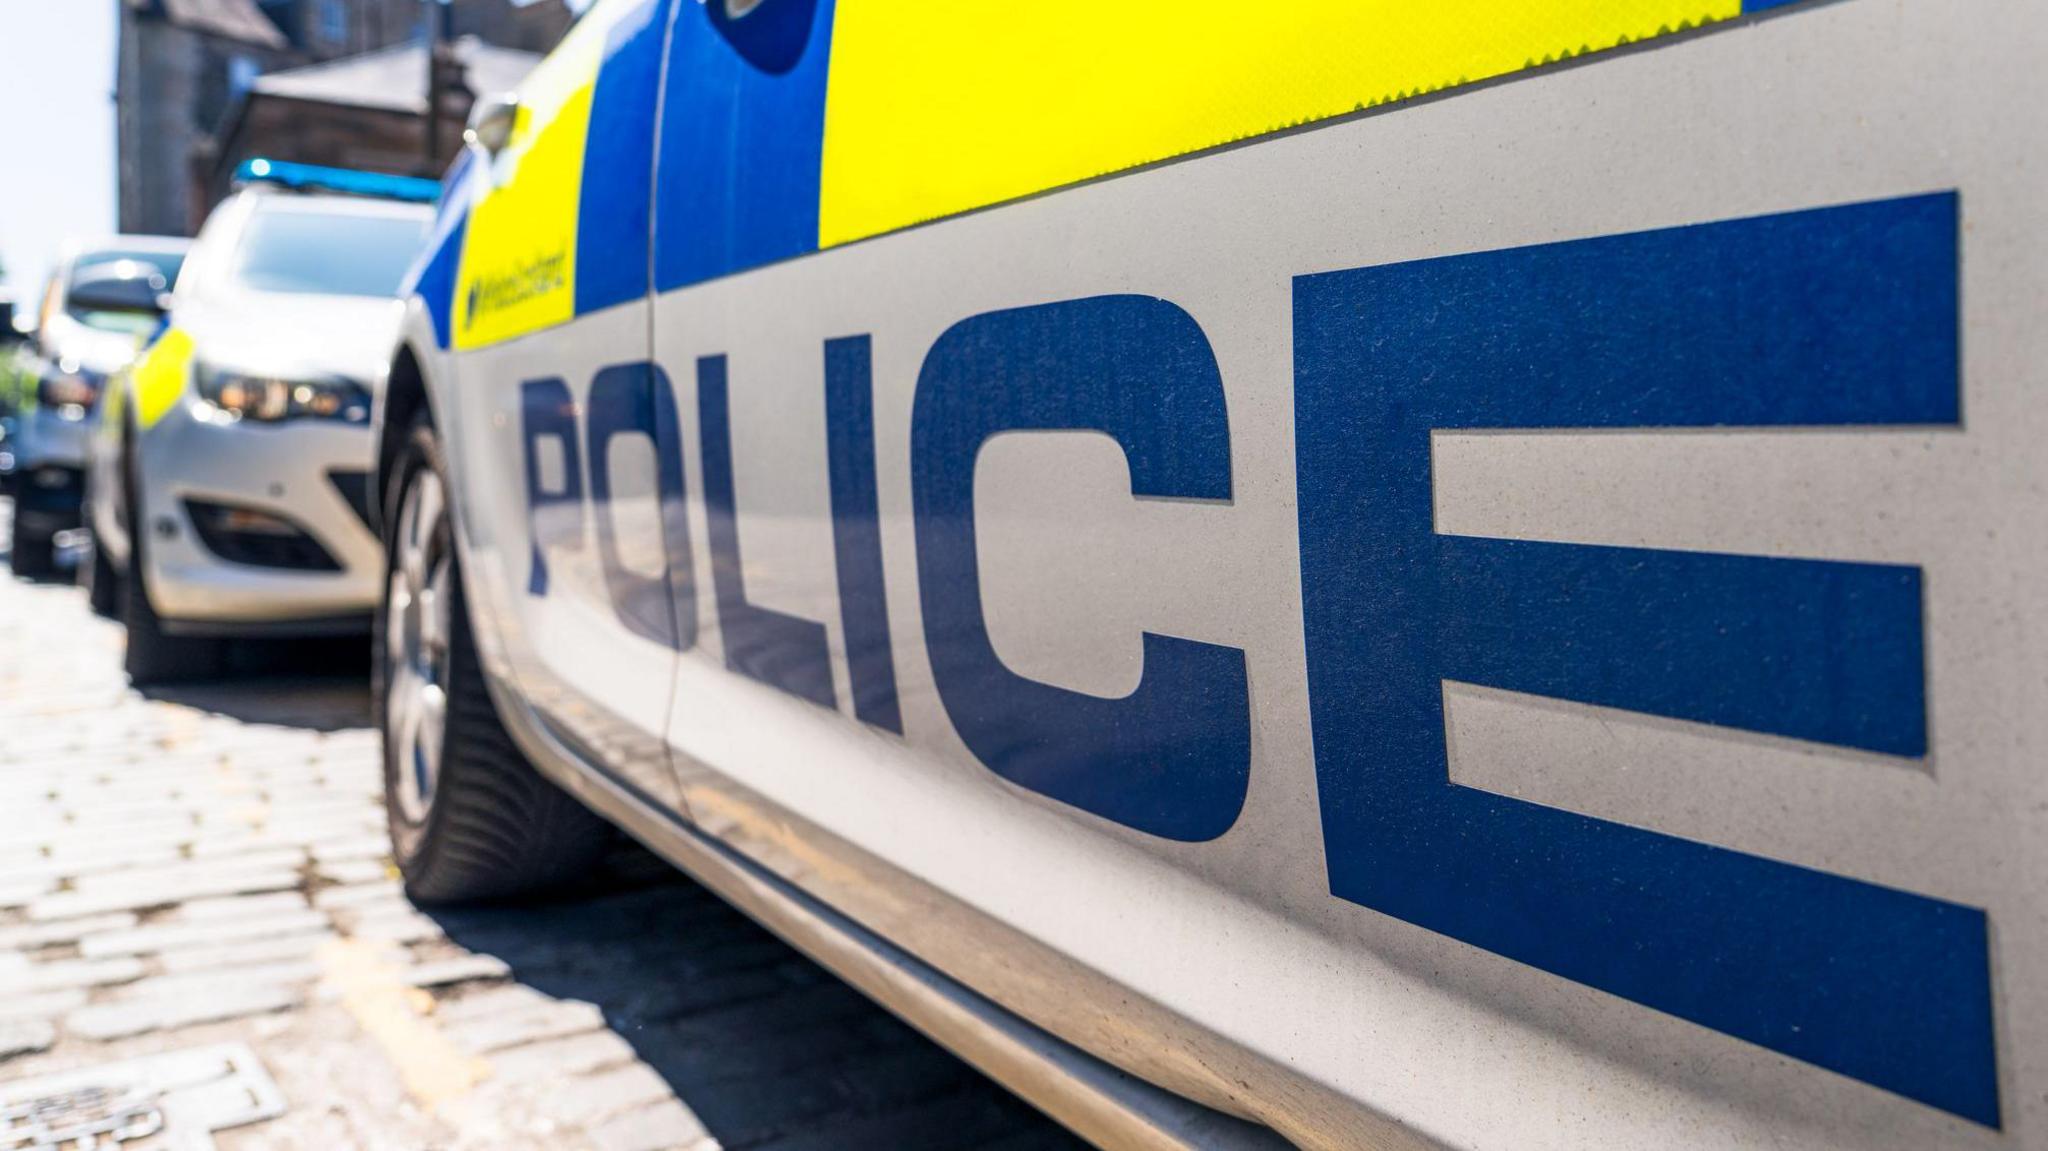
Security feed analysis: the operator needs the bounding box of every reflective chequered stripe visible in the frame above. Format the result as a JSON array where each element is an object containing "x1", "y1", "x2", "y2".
[
  {"x1": 437, "y1": 0, "x2": 1803, "y2": 348},
  {"x1": 132, "y1": 327, "x2": 196, "y2": 430},
  {"x1": 816, "y1": 0, "x2": 1743, "y2": 247},
  {"x1": 449, "y1": 0, "x2": 669, "y2": 350}
]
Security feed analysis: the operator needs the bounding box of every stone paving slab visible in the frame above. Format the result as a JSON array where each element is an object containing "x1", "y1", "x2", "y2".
[
  {"x1": 444, "y1": 998, "x2": 610, "y2": 1055},
  {"x1": 80, "y1": 909, "x2": 333, "y2": 959},
  {"x1": 402, "y1": 954, "x2": 513, "y2": 989},
  {"x1": 28, "y1": 867, "x2": 307, "y2": 921},
  {"x1": 0, "y1": 1020, "x2": 55, "y2": 1061},
  {"x1": 490, "y1": 1030, "x2": 640, "y2": 1083},
  {"x1": 0, "y1": 990, "x2": 88, "y2": 1023},
  {"x1": 0, "y1": 507, "x2": 1086, "y2": 1151},
  {"x1": 0, "y1": 956, "x2": 147, "y2": 994},
  {"x1": 312, "y1": 880, "x2": 406, "y2": 910},
  {"x1": 589, "y1": 1099, "x2": 716, "y2": 1151},
  {"x1": 66, "y1": 982, "x2": 307, "y2": 1041},
  {"x1": 157, "y1": 931, "x2": 343, "y2": 973},
  {"x1": 176, "y1": 891, "x2": 311, "y2": 922}
]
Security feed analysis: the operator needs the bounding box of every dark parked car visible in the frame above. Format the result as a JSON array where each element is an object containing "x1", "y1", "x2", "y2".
[{"x1": 6, "y1": 237, "x2": 187, "y2": 575}]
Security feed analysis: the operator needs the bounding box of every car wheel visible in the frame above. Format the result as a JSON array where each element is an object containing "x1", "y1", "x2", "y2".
[
  {"x1": 121, "y1": 475, "x2": 226, "y2": 685},
  {"x1": 376, "y1": 415, "x2": 610, "y2": 904},
  {"x1": 83, "y1": 531, "x2": 120, "y2": 619},
  {"x1": 8, "y1": 518, "x2": 54, "y2": 578}
]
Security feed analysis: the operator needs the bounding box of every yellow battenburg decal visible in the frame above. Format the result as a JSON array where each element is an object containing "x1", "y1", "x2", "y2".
[
  {"x1": 451, "y1": 0, "x2": 637, "y2": 350},
  {"x1": 133, "y1": 328, "x2": 196, "y2": 430},
  {"x1": 818, "y1": 0, "x2": 1739, "y2": 247}
]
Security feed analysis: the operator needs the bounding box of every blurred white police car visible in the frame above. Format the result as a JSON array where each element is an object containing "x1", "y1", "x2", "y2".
[{"x1": 90, "y1": 160, "x2": 432, "y2": 682}]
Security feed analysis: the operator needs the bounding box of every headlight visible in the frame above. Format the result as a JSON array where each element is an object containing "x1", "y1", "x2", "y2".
[{"x1": 194, "y1": 362, "x2": 371, "y2": 424}]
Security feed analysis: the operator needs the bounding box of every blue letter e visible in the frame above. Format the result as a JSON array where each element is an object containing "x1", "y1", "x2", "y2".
[{"x1": 1294, "y1": 194, "x2": 1995, "y2": 1125}]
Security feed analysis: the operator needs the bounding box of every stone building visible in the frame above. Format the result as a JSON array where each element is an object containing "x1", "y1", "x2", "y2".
[
  {"x1": 258, "y1": 0, "x2": 429, "y2": 55},
  {"x1": 116, "y1": 0, "x2": 296, "y2": 236},
  {"x1": 117, "y1": 0, "x2": 573, "y2": 236},
  {"x1": 256, "y1": 0, "x2": 572, "y2": 57}
]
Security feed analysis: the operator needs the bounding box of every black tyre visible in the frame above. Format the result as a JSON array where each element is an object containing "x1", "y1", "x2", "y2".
[
  {"x1": 83, "y1": 531, "x2": 120, "y2": 618},
  {"x1": 121, "y1": 465, "x2": 226, "y2": 684},
  {"x1": 122, "y1": 542, "x2": 227, "y2": 683},
  {"x1": 375, "y1": 415, "x2": 610, "y2": 904},
  {"x1": 8, "y1": 519, "x2": 54, "y2": 578}
]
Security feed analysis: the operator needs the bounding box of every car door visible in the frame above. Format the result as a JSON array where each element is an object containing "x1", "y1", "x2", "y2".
[
  {"x1": 639, "y1": 2, "x2": 2032, "y2": 1148},
  {"x1": 440, "y1": 0, "x2": 684, "y2": 808},
  {"x1": 650, "y1": 0, "x2": 908, "y2": 839}
]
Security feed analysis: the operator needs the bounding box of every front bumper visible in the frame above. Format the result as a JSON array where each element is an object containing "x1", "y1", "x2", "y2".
[
  {"x1": 136, "y1": 399, "x2": 381, "y2": 632},
  {"x1": 10, "y1": 462, "x2": 85, "y2": 533}
]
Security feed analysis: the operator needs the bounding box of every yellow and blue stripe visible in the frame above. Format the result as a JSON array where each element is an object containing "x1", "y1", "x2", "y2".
[{"x1": 423, "y1": 0, "x2": 1807, "y2": 346}]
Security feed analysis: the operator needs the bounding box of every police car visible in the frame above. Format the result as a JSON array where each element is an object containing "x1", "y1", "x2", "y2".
[
  {"x1": 7, "y1": 236, "x2": 188, "y2": 577},
  {"x1": 373, "y1": 1, "x2": 2045, "y2": 1147},
  {"x1": 90, "y1": 161, "x2": 433, "y2": 682}
]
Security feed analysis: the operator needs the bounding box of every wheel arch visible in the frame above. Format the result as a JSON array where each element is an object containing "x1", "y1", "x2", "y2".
[{"x1": 374, "y1": 341, "x2": 434, "y2": 541}]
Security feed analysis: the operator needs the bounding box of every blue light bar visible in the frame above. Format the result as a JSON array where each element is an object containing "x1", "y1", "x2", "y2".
[{"x1": 233, "y1": 158, "x2": 441, "y2": 205}]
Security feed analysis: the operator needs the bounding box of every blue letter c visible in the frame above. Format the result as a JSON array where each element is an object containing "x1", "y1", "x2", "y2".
[{"x1": 910, "y1": 295, "x2": 1249, "y2": 842}]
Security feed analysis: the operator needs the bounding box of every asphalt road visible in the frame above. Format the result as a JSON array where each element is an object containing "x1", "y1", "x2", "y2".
[{"x1": 0, "y1": 497, "x2": 1086, "y2": 1151}]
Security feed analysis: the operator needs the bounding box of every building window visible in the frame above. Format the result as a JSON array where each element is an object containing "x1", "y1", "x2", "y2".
[{"x1": 318, "y1": 0, "x2": 348, "y2": 44}]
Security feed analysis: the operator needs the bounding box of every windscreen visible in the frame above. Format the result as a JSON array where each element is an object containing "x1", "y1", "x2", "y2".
[{"x1": 229, "y1": 204, "x2": 431, "y2": 299}]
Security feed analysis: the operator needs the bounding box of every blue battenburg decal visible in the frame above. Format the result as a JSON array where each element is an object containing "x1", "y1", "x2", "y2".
[
  {"x1": 576, "y1": 0, "x2": 672, "y2": 316},
  {"x1": 413, "y1": 215, "x2": 466, "y2": 352},
  {"x1": 407, "y1": 133, "x2": 477, "y2": 351},
  {"x1": 654, "y1": 0, "x2": 836, "y2": 291},
  {"x1": 1293, "y1": 192, "x2": 1995, "y2": 1125}
]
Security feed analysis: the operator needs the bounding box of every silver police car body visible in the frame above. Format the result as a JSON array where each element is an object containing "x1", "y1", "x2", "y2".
[{"x1": 372, "y1": 1, "x2": 2048, "y2": 1148}]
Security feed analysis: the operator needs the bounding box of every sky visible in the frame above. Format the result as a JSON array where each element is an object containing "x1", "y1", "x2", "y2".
[
  {"x1": 0, "y1": 0, "x2": 118, "y2": 305},
  {"x1": 0, "y1": 0, "x2": 585, "y2": 305}
]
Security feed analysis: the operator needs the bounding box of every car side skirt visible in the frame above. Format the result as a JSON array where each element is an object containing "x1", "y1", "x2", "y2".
[{"x1": 478, "y1": 665, "x2": 1301, "y2": 1151}]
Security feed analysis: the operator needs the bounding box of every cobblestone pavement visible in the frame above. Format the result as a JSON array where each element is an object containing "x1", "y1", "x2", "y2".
[{"x1": 0, "y1": 502, "x2": 1086, "y2": 1150}]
